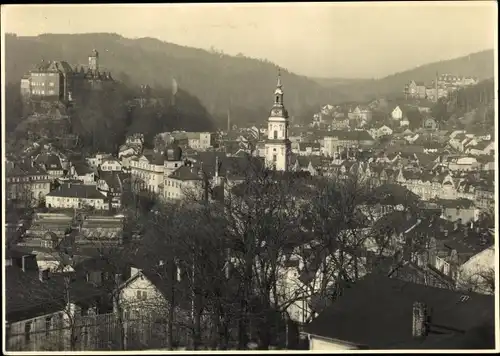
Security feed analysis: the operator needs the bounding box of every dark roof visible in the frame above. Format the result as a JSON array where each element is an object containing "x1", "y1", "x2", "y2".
[
  {"x1": 98, "y1": 171, "x2": 124, "y2": 191},
  {"x1": 72, "y1": 160, "x2": 94, "y2": 175},
  {"x1": 302, "y1": 274, "x2": 494, "y2": 349},
  {"x1": 168, "y1": 165, "x2": 202, "y2": 181},
  {"x1": 6, "y1": 265, "x2": 104, "y2": 322},
  {"x1": 326, "y1": 130, "x2": 374, "y2": 142},
  {"x1": 368, "y1": 183, "x2": 420, "y2": 206},
  {"x1": 46, "y1": 183, "x2": 107, "y2": 199},
  {"x1": 435, "y1": 198, "x2": 475, "y2": 209}
]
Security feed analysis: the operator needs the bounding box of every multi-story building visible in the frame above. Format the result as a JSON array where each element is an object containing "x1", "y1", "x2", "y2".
[
  {"x1": 45, "y1": 183, "x2": 109, "y2": 210},
  {"x1": 163, "y1": 165, "x2": 203, "y2": 200},
  {"x1": 20, "y1": 49, "x2": 114, "y2": 105},
  {"x1": 6, "y1": 165, "x2": 52, "y2": 207},
  {"x1": 322, "y1": 131, "x2": 375, "y2": 157},
  {"x1": 265, "y1": 70, "x2": 292, "y2": 171}
]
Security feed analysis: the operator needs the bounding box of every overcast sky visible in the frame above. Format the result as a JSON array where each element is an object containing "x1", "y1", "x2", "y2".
[{"x1": 2, "y1": 2, "x2": 497, "y2": 78}]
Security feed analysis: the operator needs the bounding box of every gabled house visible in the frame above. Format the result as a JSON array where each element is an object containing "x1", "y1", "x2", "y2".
[
  {"x1": 96, "y1": 171, "x2": 129, "y2": 209},
  {"x1": 68, "y1": 161, "x2": 95, "y2": 185},
  {"x1": 391, "y1": 105, "x2": 403, "y2": 120},
  {"x1": 99, "y1": 158, "x2": 122, "y2": 172}
]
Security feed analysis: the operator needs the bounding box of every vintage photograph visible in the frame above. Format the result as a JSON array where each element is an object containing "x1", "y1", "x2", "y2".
[{"x1": 1, "y1": 2, "x2": 497, "y2": 352}]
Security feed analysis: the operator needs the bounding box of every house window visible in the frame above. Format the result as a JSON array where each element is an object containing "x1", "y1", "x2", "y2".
[
  {"x1": 24, "y1": 321, "x2": 32, "y2": 342},
  {"x1": 136, "y1": 290, "x2": 148, "y2": 300}
]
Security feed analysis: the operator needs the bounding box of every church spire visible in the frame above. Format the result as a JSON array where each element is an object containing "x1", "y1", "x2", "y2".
[{"x1": 277, "y1": 68, "x2": 282, "y2": 89}]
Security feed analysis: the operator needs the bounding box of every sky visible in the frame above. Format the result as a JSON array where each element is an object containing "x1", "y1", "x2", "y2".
[{"x1": 2, "y1": 2, "x2": 497, "y2": 79}]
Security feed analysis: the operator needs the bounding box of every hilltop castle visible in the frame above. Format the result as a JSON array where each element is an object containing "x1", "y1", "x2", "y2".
[{"x1": 20, "y1": 49, "x2": 115, "y2": 106}]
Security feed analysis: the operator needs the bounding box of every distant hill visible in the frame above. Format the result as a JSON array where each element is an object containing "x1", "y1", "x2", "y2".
[
  {"x1": 4, "y1": 33, "x2": 349, "y2": 128},
  {"x1": 313, "y1": 50, "x2": 495, "y2": 102},
  {"x1": 310, "y1": 77, "x2": 370, "y2": 88}
]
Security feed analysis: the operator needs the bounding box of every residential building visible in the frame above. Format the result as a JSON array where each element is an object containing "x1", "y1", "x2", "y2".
[
  {"x1": 406, "y1": 80, "x2": 427, "y2": 99},
  {"x1": 323, "y1": 131, "x2": 375, "y2": 157},
  {"x1": 347, "y1": 106, "x2": 372, "y2": 122},
  {"x1": 99, "y1": 158, "x2": 122, "y2": 172},
  {"x1": 6, "y1": 165, "x2": 52, "y2": 207},
  {"x1": 168, "y1": 131, "x2": 215, "y2": 151},
  {"x1": 435, "y1": 198, "x2": 480, "y2": 223},
  {"x1": 447, "y1": 157, "x2": 480, "y2": 172},
  {"x1": 96, "y1": 171, "x2": 129, "y2": 209},
  {"x1": 68, "y1": 160, "x2": 95, "y2": 185},
  {"x1": 35, "y1": 153, "x2": 64, "y2": 177},
  {"x1": 301, "y1": 274, "x2": 494, "y2": 350},
  {"x1": 45, "y1": 183, "x2": 109, "y2": 210},
  {"x1": 391, "y1": 106, "x2": 403, "y2": 120},
  {"x1": 129, "y1": 152, "x2": 167, "y2": 194},
  {"x1": 116, "y1": 263, "x2": 192, "y2": 347},
  {"x1": 163, "y1": 165, "x2": 202, "y2": 200},
  {"x1": 422, "y1": 117, "x2": 438, "y2": 131},
  {"x1": 265, "y1": 71, "x2": 292, "y2": 171},
  {"x1": 86, "y1": 153, "x2": 114, "y2": 170},
  {"x1": 5, "y1": 251, "x2": 106, "y2": 351}
]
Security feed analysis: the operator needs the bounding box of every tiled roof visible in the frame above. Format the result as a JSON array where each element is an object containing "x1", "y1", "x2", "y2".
[
  {"x1": 47, "y1": 183, "x2": 107, "y2": 199},
  {"x1": 168, "y1": 165, "x2": 202, "y2": 181},
  {"x1": 302, "y1": 274, "x2": 494, "y2": 349},
  {"x1": 6, "y1": 265, "x2": 104, "y2": 322}
]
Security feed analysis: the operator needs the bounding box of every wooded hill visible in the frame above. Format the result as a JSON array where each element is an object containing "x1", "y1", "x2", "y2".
[
  {"x1": 314, "y1": 49, "x2": 494, "y2": 102},
  {"x1": 4, "y1": 33, "x2": 349, "y2": 128}
]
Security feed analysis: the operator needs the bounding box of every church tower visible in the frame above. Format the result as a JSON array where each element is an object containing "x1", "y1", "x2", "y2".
[{"x1": 265, "y1": 69, "x2": 292, "y2": 171}]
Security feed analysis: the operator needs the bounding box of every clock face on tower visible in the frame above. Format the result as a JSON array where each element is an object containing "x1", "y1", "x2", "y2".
[{"x1": 272, "y1": 108, "x2": 281, "y2": 116}]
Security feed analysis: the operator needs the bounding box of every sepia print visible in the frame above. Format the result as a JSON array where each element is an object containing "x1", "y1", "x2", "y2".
[{"x1": 1, "y1": 2, "x2": 497, "y2": 352}]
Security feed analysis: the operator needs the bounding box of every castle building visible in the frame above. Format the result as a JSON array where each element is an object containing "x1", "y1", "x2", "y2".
[
  {"x1": 265, "y1": 70, "x2": 292, "y2": 171},
  {"x1": 20, "y1": 49, "x2": 114, "y2": 105}
]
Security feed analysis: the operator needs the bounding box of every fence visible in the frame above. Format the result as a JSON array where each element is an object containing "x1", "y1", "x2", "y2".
[
  {"x1": 7, "y1": 310, "x2": 299, "y2": 351},
  {"x1": 7, "y1": 312, "x2": 192, "y2": 352}
]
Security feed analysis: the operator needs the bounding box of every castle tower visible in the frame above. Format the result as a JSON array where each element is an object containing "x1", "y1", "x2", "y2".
[
  {"x1": 88, "y1": 49, "x2": 99, "y2": 74},
  {"x1": 265, "y1": 69, "x2": 292, "y2": 171}
]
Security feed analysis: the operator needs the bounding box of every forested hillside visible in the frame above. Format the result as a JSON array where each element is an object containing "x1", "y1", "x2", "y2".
[
  {"x1": 314, "y1": 50, "x2": 494, "y2": 102},
  {"x1": 4, "y1": 81, "x2": 216, "y2": 155},
  {"x1": 4, "y1": 33, "x2": 348, "y2": 127}
]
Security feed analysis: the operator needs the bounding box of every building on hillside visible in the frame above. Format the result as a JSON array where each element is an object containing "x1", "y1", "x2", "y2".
[
  {"x1": 99, "y1": 158, "x2": 122, "y2": 172},
  {"x1": 347, "y1": 105, "x2": 372, "y2": 122},
  {"x1": 45, "y1": 183, "x2": 109, "y2": 210},
  {"x1": 6, "y1": 165, "x2": 52, "y2": 207},
  {"x1": 406, "y1": 80, "x2": 427, "y2": 99},
  {"x1": 96, "y1": 171, "x2": 129, "y2": 209},
  {"x1": 168, "y1": 132, "x2": 216, "y2": 151},
  {"x1": 129, "y1": 152, "x2": 166, "y2": 194},
  {"x1": 21, "y1": 49, "x2": 114, "y2": 106},
  {"x1": 68, "y1": 160, "x2": 96, "y2": 185},
  {"x1": 391, "y1": 106, "x2": 404, "y2": 120},
  {"x1": 265, "y1": 70, "x2": 293, "y2": 171},
  {"x1": 163, "y1": 165, "x2": 203, "y2": 200}
]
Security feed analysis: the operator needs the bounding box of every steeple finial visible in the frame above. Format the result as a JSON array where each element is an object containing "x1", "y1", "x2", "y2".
[{"x1": 277, "y1": 68, "x2": 282, "y2": 88}]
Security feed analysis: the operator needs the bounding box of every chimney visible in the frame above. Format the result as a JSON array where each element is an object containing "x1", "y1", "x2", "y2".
[
  {"x1": 412, "y1": 301, "x2": 429, "y2": 338},
  {"x1": 21, "y1": 255, "x2": 28, "y2": 272},
  {"x1": 39, "y1": 269, "x2": 50, "y2": 282}
]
